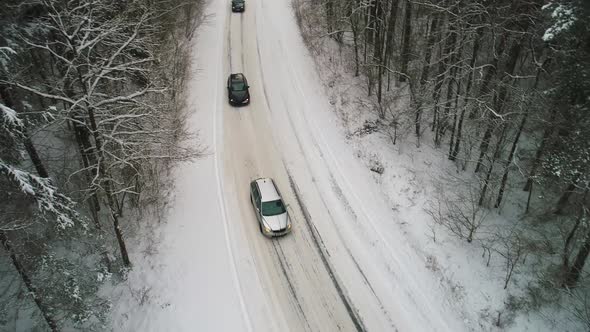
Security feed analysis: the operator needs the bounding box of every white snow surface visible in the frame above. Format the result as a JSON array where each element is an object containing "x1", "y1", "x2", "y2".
[{"x1": 108, "y1": 0, "x2": 496, "y2": 330}]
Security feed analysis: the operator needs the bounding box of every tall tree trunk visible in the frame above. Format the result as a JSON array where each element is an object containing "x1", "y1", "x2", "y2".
[
  {"x1": 432, "y1": 19, "x2": 458, "y2": 145},
  {"x1": 14, "y1": 51, "x2": 53, "y2": 179},
  {"x1": 414, "y1": 13, "x2": 440, "y2": 139},
  {"x1": 363, "y1": 3, "x2": 370, "y2": 63},
  {"x1": 448, "y1": 27, "x2": 466, "y2": 159},
  {"x1": 474, "y1": 122, "x2": 494, "y2": 173},
  {"x1": 563, "y1": 206, "x2": 586, "y2": 269},
  {"x1": 448, "y1": 78, "x2": 462, "y2": 160},
  {"x1": 67, "y1": 61, "x2": 101, "y2": 206},
  {"x1": 564, "y1": 224, "x2": 590, "y2": 288},
  {"x1": 73, "y1": 54, "x2": 132, "y2": 266},
  {"x1": 451, "y1": 27, "x2": 483, "y2": 159},
  {"x1": 474, "y1": 37, "x2": 520, "y2": 173},
  {"x1": 22, "y1": 135, "x2": 49, "y2": 178},
  {"x1": 371, "y1": 0, "x2": 379, "y2": 45},
  {"x1": 77, "y1": 104, "x2": 129, "y2": 265},
  {"x1": 555, "y1": 183, "x2": 577, "y2": 215},
  {"x1": 366, "y1": 0, "x2": 375, "y2": 49},
  {"x1": 524, "y1": 108, "x2": 557, "y2": 191},
  {"x1": 468, "y1": 32, "x2": 508, "y2": 119},
  {"x1": 399, "y1": 0, "x2": 412, "y2": 82},
  {"x1": 384, "y1": 0, "x2": 399, "y2": 65},
  {"x1": 325, "y1": 0, "x2": 334, "y2": 34},
  {"x1": 443, "y1": 29, "x2": 465, "y2": 144},
  {"x1": 0, "y1": 231, "x2": 58, "y2": 331},
  {"x1": 379, "y1": 58, "x2": 385, "y2": 107},
  {"x1": 462, "y1": 26, "x2": 483, "y2": 107},
  {"x1": 525, "y1": 181, "x2": 534, "y2": 213},
  {"x1": 494, "y1": 112, "x2": 528, "y2": 208},
  {"x1": 350, "y1": 13, "x2": 360, "y2": 77},
  {"x1": 104, "y1": 176, "x2": 131, "y2": 266},
  {"x1": 450, "y1": 98, "x2": 466, "y2": 161},
  {"x1": 71, "y1": 118, "x2": 102, "y2": 228},
  {"x1": 440, "y1": 37, "x2": 462, "y2": 145},
  {"x1": 479, "y1": 125, "x2": 506, "y2": 206},
  {"x1": 0, "y1": 87, "x2": 50, "y2": 178},
  {"x1": 88, "y1": 106, "x2": 131, "y2": 266},
  {"x1": 419, "y1": 15, "x2": 440, "y2": 87},
  {"x1": 382, "y1": 0, "x2": 398, "y2": 93},
  {"x1": 495, "y1": 63, "x2": 546, "y2": 206},
  {"x1": 375, "y1": 0, "x2": 386, "y2": 104}
]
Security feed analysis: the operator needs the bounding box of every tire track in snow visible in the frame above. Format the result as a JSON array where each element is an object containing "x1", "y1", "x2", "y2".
[
  {"x1": 228, "y1": 12, "x2": 233, "y2": 71},
  {"x1": 291, "y1": 152, "x2": 398, "y2": 331},
  {"x1": 286, "y1": 171, "x2": 366, "y2": 332},
  {"x1": 327, "y1": 174, "x2": 397, "y2": 329},
  {"x1": 213, "y1": 5, "x2": 252, "y2": 331},
  {"x1": 229, "y1": 7, "x2": 335, "y2": 330},
  {"x1": 272, "y1": 73, "x2": 397, "y2": 328},
  {"x1": 259, "y1": 8, "x2": 409, "y2": 326},
  {"x1": 281, "y1": 23, "x2": 450, "y2": 328},
  {"x1": 270, "y1": 240, "x2": 312, "y2": 332},
  {"x1": 277, "y1": 84, "x2": 395, "y2": 330},
  {"x1": 284, "y1": 67, "x2": 403, "y2": 332},
  {"x1": 252, "y1": 5, "x2": 273, "y2": 114},
  {"x1": 225, "y1": 17, "x2": 288, "y2": 326},
  {"x1": 240, "y1": 13, "x2": 245, "y2": 70},
  {"x1": 236, "y1": 0, "x2": 373, "y2": 329},
  {"x1": 252, "y1": 5, "x2": 365, "y2": 328},
  {"x1": 329, "y1": 175, "x2": 358, "y2": 221}
]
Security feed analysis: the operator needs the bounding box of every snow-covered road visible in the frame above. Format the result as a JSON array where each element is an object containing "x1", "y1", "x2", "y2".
[
  {"x1": 113, "y1": 0, "x2": 471, "y2": 330},
  {"x1": 213, "y1": 0, "x2": 471, "y2": 328},
  {"x1": 219, "y1": 1, "x2": 363, "y2": 330}
]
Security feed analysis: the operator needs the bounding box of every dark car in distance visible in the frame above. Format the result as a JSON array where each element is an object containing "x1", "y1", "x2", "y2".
[
  {"x1": 227, "y1": 73, "x2": 250, "y2": 106},
  {"x1": 232, "y1": 0, "x2": 245, "y2": 12}
]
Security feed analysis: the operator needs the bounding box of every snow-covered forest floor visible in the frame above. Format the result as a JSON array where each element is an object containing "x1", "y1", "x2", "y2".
[{"x1": 300, "y1": 27, "x2": 586, "y2": 332}]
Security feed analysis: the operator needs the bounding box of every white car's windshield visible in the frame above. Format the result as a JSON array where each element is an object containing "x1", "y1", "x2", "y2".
[{"x1": 261, "y1": 200, "x2": 286, "y2": 216}]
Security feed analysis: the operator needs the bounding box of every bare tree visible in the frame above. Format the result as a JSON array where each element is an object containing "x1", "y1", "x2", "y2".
[
  {"x1": 10, "y1": 1, "x2": 199, "y2": 266},
  {"x1": 487, "y1": 228, "x2": 526, "y2": 289},
  {"x1": 428, "y1": 177, "x2": 489, "y2": 243}
]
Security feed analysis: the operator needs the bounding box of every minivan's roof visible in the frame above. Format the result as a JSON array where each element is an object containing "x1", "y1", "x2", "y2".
[
  {"x1": 255, "y1": 178, "x2": 280, "y2": 202},
  {"x1": 230, "y1": 73, "x2": 244, "y2": 80}
]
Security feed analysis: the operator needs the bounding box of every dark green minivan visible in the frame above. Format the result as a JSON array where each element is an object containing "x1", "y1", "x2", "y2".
[{"x1": 232, "y1": 0, "x2": 245, "y2": 12}]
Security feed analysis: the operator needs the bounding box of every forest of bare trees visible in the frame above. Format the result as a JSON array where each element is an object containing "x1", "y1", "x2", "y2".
[
  {"x1": 295, "y1": 0, "x2": 590, "y2": 327},
  {"x1": 0, "y1": 0, "x2": 202, "y2": 329}
]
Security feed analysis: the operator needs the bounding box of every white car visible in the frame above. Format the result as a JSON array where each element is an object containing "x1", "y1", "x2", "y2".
[{"x1": 250, "y1": 178, "x2": 292, "y2": 237}]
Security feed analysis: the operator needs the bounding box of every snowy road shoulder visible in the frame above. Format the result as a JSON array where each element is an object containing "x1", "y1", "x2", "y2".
[{"x1": 109, "y1": 0, "x2": 249, "y2": 330}]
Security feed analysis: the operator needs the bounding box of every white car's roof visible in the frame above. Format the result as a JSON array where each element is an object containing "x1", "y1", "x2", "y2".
[{"x1": 255, "y1": 178, "x2": 280, "y2": 202}]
